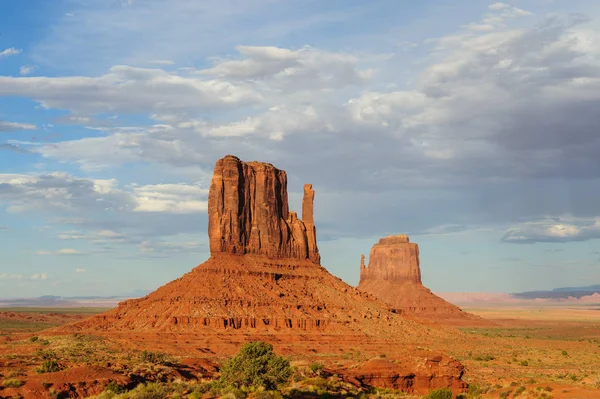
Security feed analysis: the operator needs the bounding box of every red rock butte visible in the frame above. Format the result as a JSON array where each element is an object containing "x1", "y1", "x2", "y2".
[
  {"x1": 358, "y1": 235, "x2": 488, "y2": 326},
  {"x1": 57, "y1": 155, "x2": 469, "y2": 394},
  {"x1": 208, "y1": 155, "x2": 320, "y2": 263}
]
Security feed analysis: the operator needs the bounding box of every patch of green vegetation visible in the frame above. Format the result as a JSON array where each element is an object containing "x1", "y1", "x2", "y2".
[
  {"x1": 138, "y1": 350, "x2": 172, "y2": 366},
  {"x1": 2, "y1": 378, "x2": 25, "y2": 388},
  {"x1": 308, "y1": 362, "x2": 324, "y2": 376},
  {"x1": 425, "y1": 388, "x2": 452, "y2": 399},
  {"x1": 217, "y1": 341, "x2": 292, "y2": 391},
  {"x1": 36, "y1": 359, "x2": 62, "y2": 374},
  {"x1": 0, "y1": 319, "x2": 59, "y2": 332},
  {"x1": 473, "y1": 354, "x2": 495, "y2": 361}
]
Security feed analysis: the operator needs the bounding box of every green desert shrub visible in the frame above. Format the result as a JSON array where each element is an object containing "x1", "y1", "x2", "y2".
[
  {"x1": 105, "y1": 380, "x2": 126, "y2": 394},
  {"x1": 138, "y1": 350, "x2": 170, "y2": 365},
  {"x1": 253, "y1": 391, "x2": 284, "y2": 399},
  {"x1": 308, "y1": 362, "x2": 324, "y2": 376},
  {"x1": 36, "y1": 359, "x2": 62, "y2": 374},
  {"x1": 2, "y1": 379, "x2": 25, "y2": 388},
  {"x1": 126, "y1": 382, "x2": 168, "y2": 399},
  {"x1": 217, "y1": 341, "x2": 292, "y2": 390},
  {"x1": 426, "y1": 387, "x2": 453, "y2": 399}
]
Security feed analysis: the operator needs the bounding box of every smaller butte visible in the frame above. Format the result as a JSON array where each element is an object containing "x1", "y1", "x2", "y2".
[{"x1": 358, "y1": 235, "x2": 489, "y2": 326}]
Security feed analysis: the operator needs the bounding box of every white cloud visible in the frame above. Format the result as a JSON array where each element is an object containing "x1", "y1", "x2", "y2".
[
  {"x1": 0, "y1": 172, "x2": 207, "y2": 215},
  {"x1": 489, "y1": 3, "x2": 510, "y2": 11},
  {"x1": 37, "y1": 248, "x2": 84, "y2": 256},
  {"x1": 201, "y1": 45, "x2": 372, "y2": 90},
  {"x1": 0, "y1": 48, "x2": 21, "y2": 58},
  {"x1": 0, "y1": 120, "x2": 37, "y2": 132},
  {"x1": 0, "y1": 66, "x2": 261, "y2": 115},
  {"x1": 19, "y1": 65, "x2": 39, "y2": 76},
  {"x1": 75, "y1": 268, "x2": 87, "y2": 273},
  {"x1": 503, "y1": 217, "x2": 600, "y2": 243},
  {"x1": 132, "y1": 183, "x2": 208, "y2": 213},
  {"x1": 31, "y1": 273, "x2": 49, "y2": 280}
]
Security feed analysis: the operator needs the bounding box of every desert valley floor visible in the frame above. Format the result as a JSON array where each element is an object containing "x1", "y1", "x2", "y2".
[{"x1": 1, "y1": 303, "x2": 600, "y2": 399}]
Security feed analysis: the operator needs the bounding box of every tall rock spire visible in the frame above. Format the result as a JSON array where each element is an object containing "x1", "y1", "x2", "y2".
[
  {"x1": 208, "y1": 155, "x2": 320, "y2": 263},
  {"x1": 302, "y1": 184, "x2": 320, "y2": 264}
]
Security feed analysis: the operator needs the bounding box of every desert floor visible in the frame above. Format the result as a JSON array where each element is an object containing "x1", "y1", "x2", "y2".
[
  {"x1": 1, "y1": 304, "x2": 599, "y2": 398},
  {"x1": 450, "y1": 303, "x2": 600, "y2": 398}
]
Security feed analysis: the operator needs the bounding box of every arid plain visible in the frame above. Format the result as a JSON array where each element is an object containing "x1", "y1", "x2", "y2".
[{"x1": 2, "y1": 303, "x2": 600, "y2": 398}]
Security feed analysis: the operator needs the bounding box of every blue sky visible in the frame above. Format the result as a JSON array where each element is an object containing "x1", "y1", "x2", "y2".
[{"x1": 1, "y1": 0, "x2": 600, "y2": 298}]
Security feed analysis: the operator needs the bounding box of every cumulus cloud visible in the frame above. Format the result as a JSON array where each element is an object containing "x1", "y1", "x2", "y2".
[
  {"x1": 0, "y1": 48, "x2": 21, "y2": 58},
  {"x1": 132, "y1": 184, "x2": 208, "y2": 213},
  {"x1": 201, "y1": 45, "x2": 373, "y2": 90},
  {"x1": 31, "y1": 273, "x2": 49, "y2": 280},
  {"x1": 0, "y1": 172, "x2": 207, "y2": 215},
  {"x1": 0, "y1": 120, "x2": 37, "y2": 132},
  {"x1": 0, "y1": 66, "x2": 261, "y2": 115},
  {"x1": 75, "y1": 268, "x2": 86, "y2": 273},
  {"x1": 0, "y1": 172, "x2": 210, "y2": 256},
  {"x1": 502, "y1": 217, "x2": 600, "y2": 243}
]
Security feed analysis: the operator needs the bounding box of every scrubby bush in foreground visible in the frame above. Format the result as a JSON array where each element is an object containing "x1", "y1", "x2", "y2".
[
  {"x1": 217, "y1": 341, "x2": 292, "y2": 390},
  {"x1": 426, "y1": 387, "x2": 453, "y2": 399}
]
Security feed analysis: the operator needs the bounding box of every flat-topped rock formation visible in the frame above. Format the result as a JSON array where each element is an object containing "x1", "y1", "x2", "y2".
[
  {"x1": 358, "y1": 235, "x2": 488, "y2": 326},
  {"x1": 360, "y1": 235, "x2": 421, "y2": 284},
  {"x1": 58, "y1": 156, "x2": 467, "y2": 394}
]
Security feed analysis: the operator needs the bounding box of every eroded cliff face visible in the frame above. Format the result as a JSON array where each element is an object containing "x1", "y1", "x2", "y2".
[{"x1": 208, "y1": 155, "x2": 320, "y2": 263}]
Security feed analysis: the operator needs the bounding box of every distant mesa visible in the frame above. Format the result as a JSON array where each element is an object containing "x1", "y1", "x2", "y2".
[{"x1": 358, "y1": 235, "x2": 489, "y2": 326}]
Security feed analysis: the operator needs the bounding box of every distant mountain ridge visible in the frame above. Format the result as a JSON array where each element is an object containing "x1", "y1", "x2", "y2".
[
  {"x1": 513, "y1": 284, "x2": 600, "y2": 300},
  {"x1": 0, "y1": 292, "x2": 148, "y2": 308},
  {"x1": 551, "y1": 284, "x2": 600, "y2": 292}
]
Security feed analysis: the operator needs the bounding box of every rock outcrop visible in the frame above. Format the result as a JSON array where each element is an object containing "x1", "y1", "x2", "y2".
[
  {"x1": 208, "y1": 155, "x2": 320, "y2": 263},
  {"x1": 60, "y1": 156, "x2": 467, "y2": 394},
  {"x1": 358, "y1": 235, "x2": 488, "y2": 326}
]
